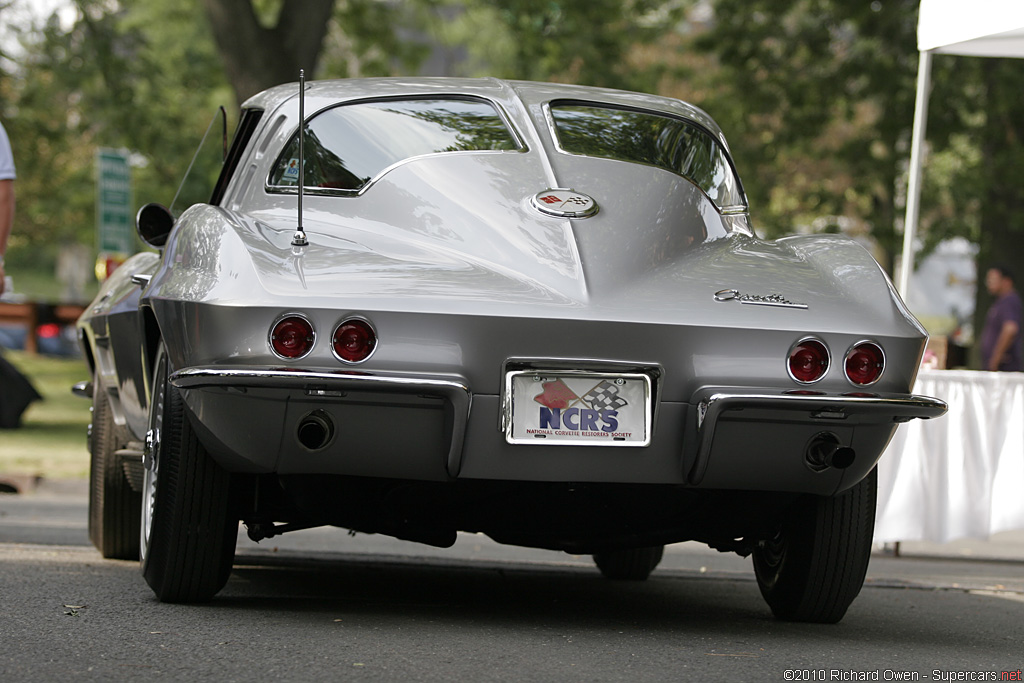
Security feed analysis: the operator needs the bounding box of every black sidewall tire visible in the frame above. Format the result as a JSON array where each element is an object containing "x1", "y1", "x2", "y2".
[
  {"x1": 141, "y1": 345, "x2": 237, "y2": 603},
  {"x1": 753, "y1": 468, "x2": 878, "y2": 623},
  {"x1": 88, "y1": 374, "x2": 142, "y2": 560}
]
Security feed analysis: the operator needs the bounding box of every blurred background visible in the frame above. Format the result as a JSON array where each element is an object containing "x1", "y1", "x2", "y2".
[{"x1": 1, "y1": 0, "x2": 1020, "y2": 477}]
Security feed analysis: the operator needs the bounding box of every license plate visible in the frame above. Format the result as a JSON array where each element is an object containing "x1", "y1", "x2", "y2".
[{"x1": 504, "y1": 371, "x2": 651, "y2": 446}]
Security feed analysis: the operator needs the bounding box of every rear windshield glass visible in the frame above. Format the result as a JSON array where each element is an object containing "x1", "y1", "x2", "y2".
[
  {"x1": 550, "y1": 103, "x2": 745, "y2": 211},
  {"x1": 269, "y1": 98, "x2": 521, "y2": 193}
]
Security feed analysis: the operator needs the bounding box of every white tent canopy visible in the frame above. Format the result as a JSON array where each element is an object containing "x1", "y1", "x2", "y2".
[
  {"x1": 899, "y1": 0, "x2": 1024, "y2": 294},
  {"x1": 918, "y1": 0, "x2": 1024, "y2": 56}
]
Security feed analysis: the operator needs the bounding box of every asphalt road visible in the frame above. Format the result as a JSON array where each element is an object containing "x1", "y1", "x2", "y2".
[{"x1": 1, "y1": 484, "x2": 1022, "y2": 682}]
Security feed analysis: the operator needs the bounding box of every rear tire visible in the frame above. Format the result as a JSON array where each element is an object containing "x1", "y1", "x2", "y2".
[
  {"x1": 593, "y1": 545, "x2": 664, "y2": 580},
  {"x1": 140, "y1": 344, "x2": 237, "y2": 602},
  {"x1": 88, "y1": 374, "x2": 141, "y2": 560},
  {"x1": 752, "y1": 468, "x2": 877, "y2": 623}
]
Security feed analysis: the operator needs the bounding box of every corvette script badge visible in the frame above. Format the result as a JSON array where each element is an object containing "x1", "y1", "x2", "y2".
[
  {"x1": 530, "y1": 189, "x2": 598, "y2": 218},
  {"x1": 714, "y1": 289, "x2": 808, "y2": 309}
]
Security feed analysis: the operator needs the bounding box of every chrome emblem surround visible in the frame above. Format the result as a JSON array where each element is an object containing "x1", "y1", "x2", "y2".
[
  {"x1": 530, "y1": 189, "x2": 598, "y2": 219},
  {"x1": 714, "y1": 289, "x2": 809, "y2": 309}
]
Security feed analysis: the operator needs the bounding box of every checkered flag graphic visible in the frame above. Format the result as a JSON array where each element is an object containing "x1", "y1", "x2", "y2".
[{"x1": 582, "y1": 381, "x2": 628, "y2": 411}]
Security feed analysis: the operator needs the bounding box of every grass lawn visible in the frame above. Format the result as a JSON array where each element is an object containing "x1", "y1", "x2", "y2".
[
  {"x1": 5, "y1": 266, "x2": 98, "y2": 303},
  {"x1": 1, "y1": 350, "x2": 92, "y2": 479}
]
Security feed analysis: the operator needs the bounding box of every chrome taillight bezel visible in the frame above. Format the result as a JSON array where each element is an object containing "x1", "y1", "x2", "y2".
[
  {"x1": 844, "y1": 340, "x2": 885, "y2": 387},
  {"x1": 787, "y1": 337, "x2": 831, "y2": 385},
  {"x1": 268, "y1": 313, "x2": 316, "y2": 360},
  {"x1": 331, "y1": 317, "x2": 377, "y2": 364}
]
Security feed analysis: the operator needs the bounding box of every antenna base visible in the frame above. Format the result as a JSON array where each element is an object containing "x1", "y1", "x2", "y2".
[{"x1": 291, "y1": 230, "x2": 308, "y2": 247}]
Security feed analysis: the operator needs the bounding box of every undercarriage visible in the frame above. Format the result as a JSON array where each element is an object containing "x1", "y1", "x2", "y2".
[{"x1": 238, "y1": 474, "x2": 801, "y2": 557}]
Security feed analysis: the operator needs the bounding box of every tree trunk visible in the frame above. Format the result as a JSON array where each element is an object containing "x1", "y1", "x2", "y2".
[{"x1": 201, "y1": 0, "x2": 336, "y2": 105}]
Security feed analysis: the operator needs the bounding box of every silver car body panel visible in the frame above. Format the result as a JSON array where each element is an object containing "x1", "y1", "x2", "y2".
[{"x1": 78, "y1": 77, "x2": 944, "y2": 500}]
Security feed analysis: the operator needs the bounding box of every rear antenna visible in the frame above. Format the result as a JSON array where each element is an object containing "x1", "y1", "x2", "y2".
[{"x1": 291, "y1": 69, "x2": 308, "y2": 247}]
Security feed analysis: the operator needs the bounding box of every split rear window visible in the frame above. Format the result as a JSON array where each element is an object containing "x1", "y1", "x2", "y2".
[
  {"x1": 269, "y1": 98, "x2": 521, "y2": 193},
  {"x1": 549, "y1": 102, "x2": 746, "y2": 212}
]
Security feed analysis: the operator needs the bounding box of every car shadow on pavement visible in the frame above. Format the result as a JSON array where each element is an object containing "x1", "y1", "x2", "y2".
[{"x1": 210, "y1": 549, "x2": 1022, "y2": 658}]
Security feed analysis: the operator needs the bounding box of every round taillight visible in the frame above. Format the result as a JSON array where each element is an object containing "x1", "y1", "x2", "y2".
[
  {"x1": 788, "y1": 338, "x2": 830, "y2": 384},
  {"x1": 845, "y1": 342, "x2": 884, "y2": 386},
  {"x1": 270, "y1": 315, "x2": 315, "y2": 359},
  {"x1": 332, "y1": 319, "x2": 376, "y2": 363}
]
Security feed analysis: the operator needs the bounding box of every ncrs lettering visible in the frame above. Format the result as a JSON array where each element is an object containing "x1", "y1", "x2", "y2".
[{"x1": 538, "y1": 406, "x2": 619, "y2": 433}]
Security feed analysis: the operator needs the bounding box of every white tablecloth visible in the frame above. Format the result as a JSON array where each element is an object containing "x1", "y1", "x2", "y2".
[{"x1": 875, "y1": 369, "x2": 1024, "y2": 543}]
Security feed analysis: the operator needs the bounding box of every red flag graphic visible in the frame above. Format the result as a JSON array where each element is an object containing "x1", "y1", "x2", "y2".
[{"x1": 533, "y1": 379, "x2": 579, "y2": 409}]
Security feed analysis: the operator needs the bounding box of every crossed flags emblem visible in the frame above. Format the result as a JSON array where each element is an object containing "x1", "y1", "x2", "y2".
[{"x1": 533, "y1": 378, "x2": 628, "y2": 411}]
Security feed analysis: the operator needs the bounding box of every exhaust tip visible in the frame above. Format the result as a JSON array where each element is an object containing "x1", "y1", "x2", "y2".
[
  {"x1": 830, "y1": 446, "x2": 856, "y2": 470},
  {"x1": 805, "y1": 432, "x2": 856, "y2": 472},
  {"x1": 297, "y1": 411, "x2": 334, "y2": 451}
]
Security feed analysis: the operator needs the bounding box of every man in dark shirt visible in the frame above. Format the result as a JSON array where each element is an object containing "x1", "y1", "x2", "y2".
[{"x1": 980, "y1": 265, "x2": 1023, "y2": 371}]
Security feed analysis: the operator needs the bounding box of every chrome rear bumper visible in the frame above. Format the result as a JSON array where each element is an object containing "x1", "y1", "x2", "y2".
[
  {"x1": 689, "y1": 388, "x2": 947, "y2": 490},
  {"x1": 170, "y1": 366, "x2": 472, "y2": 477}
]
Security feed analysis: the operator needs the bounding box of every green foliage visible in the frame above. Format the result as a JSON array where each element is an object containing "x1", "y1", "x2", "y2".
[
  {"x1": 2, "y1": 0, "x2": 232, "y2": 284},
  {"x1": 1, "y1": 0, "x2": 683, "y2": 297},
  {"x1": 692, "y1": 0, "x2": 921, "y2": 271},
  {"x1": 429, "y1": 0, "x2": 682, "y2": 90},
  {"x1": 930, "y1": 56, "x2": 1024, "y2": 334},
  {"x1": 2, "y1": 0, "x2": 1020, "y2": 330},
  {"x1": 320, "y1": 0, "x2": 432, "y2": 78}
]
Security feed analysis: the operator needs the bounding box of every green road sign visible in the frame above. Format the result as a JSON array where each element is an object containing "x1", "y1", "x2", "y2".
[{"x1": 97, "y1": 148, "x2": 133, "y2": 254}]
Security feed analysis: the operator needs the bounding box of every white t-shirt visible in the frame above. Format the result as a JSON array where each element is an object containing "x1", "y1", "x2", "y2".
[{"x1": 0, "y1": 121, "x2": 16, "y2": 180}]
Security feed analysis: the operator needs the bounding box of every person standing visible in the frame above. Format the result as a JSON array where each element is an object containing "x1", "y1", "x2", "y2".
[
  {"x1": 0, "y1": 117, "x2": 41, "y2": 428},
  {"x1": 980, "y1": 265, "x2": 1023, "y2": 372},
  {"x1": 0, "y1": 119, "x2": 14, "y2": 296}
]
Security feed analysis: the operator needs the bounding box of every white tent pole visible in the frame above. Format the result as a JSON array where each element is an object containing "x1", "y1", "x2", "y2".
[{"x1": 899, "y1": 49, "x2": 934, "y2": 295}]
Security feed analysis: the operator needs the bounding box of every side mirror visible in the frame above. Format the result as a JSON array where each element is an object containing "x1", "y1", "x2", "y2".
[{"x1": 136, "y1": 203, "x2": 174, "y2": 248}]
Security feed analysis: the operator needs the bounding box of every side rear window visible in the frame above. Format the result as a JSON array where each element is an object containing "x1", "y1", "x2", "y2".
[{"x1": 211, "y1": 108, "x2": 263, "y2": 206}]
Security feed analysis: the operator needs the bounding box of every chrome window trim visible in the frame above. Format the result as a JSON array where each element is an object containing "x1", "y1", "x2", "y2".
[{"x1": 786, "y1": 336, "x2": 831, "y2": 385}]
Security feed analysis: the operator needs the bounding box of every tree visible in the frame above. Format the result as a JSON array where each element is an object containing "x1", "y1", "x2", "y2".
[
  {"x1": 691, "y1": 0, "x2": 922, "y2": 274},
  {"x1": 200, "y1": 0, "x2": 335, "y2": 104},
  {"x1": 927, "y1": 55, "x2": 1024, "y2": 344},
  {"x1": 1, "y1": 0, "x2": 231, "y2": 277},
  {"x1": 431, "y1": 0, "x2": 682, "y2": 90},
  {"x1": 690, "y1": 1, "x2": 1024, "y2": 361}
]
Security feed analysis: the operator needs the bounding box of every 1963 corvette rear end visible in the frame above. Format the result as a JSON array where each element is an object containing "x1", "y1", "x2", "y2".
[{"x1": 77, "y1": 77, "x2": 945, "y2": 622}]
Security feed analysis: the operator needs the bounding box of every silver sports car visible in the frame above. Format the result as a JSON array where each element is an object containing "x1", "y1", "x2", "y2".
[{"x1": 76, "y1": 77, "x2": 945, "y2": 623}]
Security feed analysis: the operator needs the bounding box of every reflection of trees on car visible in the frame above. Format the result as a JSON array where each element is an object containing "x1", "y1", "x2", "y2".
[
  {"x1": 270, "y1": 99, "x2": 520, "y2": 193},
  {"x1": 403, "y1": 108, "x2": 521, "y2": 153}
]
